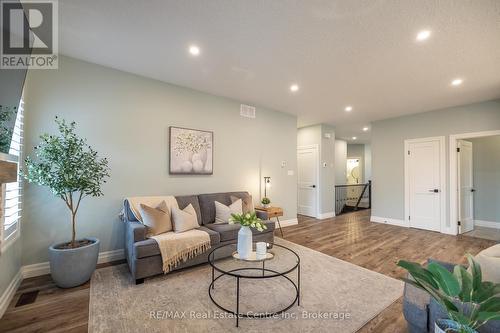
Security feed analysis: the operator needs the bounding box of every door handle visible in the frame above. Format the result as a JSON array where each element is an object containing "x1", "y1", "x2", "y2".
[
  {"x1": 310, "y1": 185, "x2": 316, "y2": 188},
  {"x1": 428, "y1": 189, "x2": 439, "y2": 193},
  {"x1": 471, "y1": 189, "x2": 476, "y2": 192}
]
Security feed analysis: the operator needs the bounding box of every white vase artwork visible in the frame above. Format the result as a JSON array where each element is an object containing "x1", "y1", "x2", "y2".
[
  {"x1": 169, "y1": 127, "x2": 213, "y2": 174},
  {"x1": 237, "y1": 226, "x2": 253, "y2": 259}
]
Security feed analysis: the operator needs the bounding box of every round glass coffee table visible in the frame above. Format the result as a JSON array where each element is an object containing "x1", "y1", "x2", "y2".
[{"x1": 208, "y1": 242, "x2": 300, "y2": 327}]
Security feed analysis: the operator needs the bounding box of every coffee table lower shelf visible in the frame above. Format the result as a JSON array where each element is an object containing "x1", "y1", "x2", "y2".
[{"x1": 207, "y1": 243, "x2": 301, "y2": 327}]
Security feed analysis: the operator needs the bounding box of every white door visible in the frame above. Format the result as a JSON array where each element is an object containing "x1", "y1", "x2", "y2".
[
  {"x1": 458, "y1": 140, "x2": 474, "y2": 233},
  {"x1": 407, "y1": 139, "x2": 443, "y2": 232},
  {"x1": 297, "y1": 146, "x2": 318, "y2": 217}
]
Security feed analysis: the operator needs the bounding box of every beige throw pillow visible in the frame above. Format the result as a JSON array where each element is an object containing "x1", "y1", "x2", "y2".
[
  {"x1": 172, "y1": 204, "x2": 200, "y2": 233},
  {"x1": 231, "y1": 195, "x2": 254, "y2": 214},
  {"x1": 139, "y1": 201, "x2": 172, "y2": 236},
  {"x1": 215, "y1": 199, "x2": 243, "y2": 224}
]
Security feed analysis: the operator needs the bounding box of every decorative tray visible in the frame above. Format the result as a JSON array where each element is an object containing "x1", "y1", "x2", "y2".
[{"x1": 232, "y1": 251, "x2": 274, "y2": 262}]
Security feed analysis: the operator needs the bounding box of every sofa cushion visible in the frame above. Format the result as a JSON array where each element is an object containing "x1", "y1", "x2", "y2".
[
  {"x1": 215, "y1": 199, "x2": 242, "y2": 224},
  {"x1": 139, "y1": 201, "x2": 173, "y2": 235},
  {"x1": 231, "y1": 194, "x2": 254, "y2": 214},
  {"x1": 133, "y1": 226, "x2": 220, "y2": 259},
  {"x1": 172, "y1": 204, "x2": 200, "y2": 233},
  {"x1": 198, "y1": 192, "x2": 249, "y2": 225},
  {"x1": 175, "y1": 195, "x2": 202, "y2": 224},
  {"x1": 205, "y1": 220, "x2": 275, "y2": 242}
]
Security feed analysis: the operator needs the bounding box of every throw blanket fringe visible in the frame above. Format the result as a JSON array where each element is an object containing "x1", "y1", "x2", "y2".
[{"x1": 150, "y1": 229, "x2": 211, "y2": 273}]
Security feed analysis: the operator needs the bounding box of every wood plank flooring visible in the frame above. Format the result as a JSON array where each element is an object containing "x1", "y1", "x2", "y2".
[
  {"x1": 0, "y1": 210, "x2": 495, "y2": 332},
  {"x1": 285, "y1": 211, "x2": 495, "y2": 332}
]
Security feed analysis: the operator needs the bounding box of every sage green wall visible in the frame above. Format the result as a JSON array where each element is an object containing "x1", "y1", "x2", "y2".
[
  {"x1": 297, "y1": 124, "x2": 335, "y2": 215},
  {"x1": 0, "y1": 240, "x2": 22, "y2": 306},
  {"x1": 334, "y1": 139, "x2": 347, "y2": 185},
  {"x1": 21, "y1": 56, "x2": 298, "y2": 265},
  {"x1": 469, "y1": 135, "x2": 500, "y2": 223},
  {"x1": 371, "y1": 99, "x2": 500, "y2": 225},
  {"x1": 364, "y1": 144, "x2": 372, "y2": 182},
  {"x1": 320, "y1": 124, "x2": 335, "y2": 214}
]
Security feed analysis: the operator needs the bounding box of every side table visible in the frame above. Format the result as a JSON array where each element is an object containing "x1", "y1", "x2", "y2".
[{"x1": 255, "y1": 206, "x2": 284, "y2": 237}]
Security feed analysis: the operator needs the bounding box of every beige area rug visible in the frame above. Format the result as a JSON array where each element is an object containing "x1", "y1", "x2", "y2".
[{"x1": 89, "y1": 239, "x2": 403, "y2": 333}]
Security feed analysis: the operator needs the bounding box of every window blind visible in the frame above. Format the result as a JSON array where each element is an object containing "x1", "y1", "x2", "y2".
[{"x1": 3, "y1": 99, "x2": 23, "y2": 241}]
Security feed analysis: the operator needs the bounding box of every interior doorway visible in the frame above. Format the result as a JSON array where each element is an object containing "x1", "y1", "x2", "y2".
[
  {"x1": 297, "y1": 145, "x2": 319, "y2": 218},
  {"x1": 451, "y1": 131, "x2": 500, "y2": 241},
  {"x1": 404, "y1": 136, "x2": 446, "y2": 232}
]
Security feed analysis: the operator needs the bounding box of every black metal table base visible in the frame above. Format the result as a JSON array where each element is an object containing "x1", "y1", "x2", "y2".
[{"x1": 209, "y1": 266, "x2": 300, "y2": 327}]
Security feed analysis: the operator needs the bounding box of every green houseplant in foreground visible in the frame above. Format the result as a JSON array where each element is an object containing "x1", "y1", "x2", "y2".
[
  {"x1": 398, "y1": 255, "x2": 500, "y2": 333},
  {"x1": 23, "y1": 117, "x2": 110, "y2": 288},
  {"x1": 230, "y1": 212, "x2": 268, "y2": 259}
]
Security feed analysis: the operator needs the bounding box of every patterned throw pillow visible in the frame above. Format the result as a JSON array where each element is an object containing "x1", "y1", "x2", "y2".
[
  {"x1": 139, "y1": 200, "x2": 172, "y2": 236},
  {"x1": 171, "y1": 204, "x2": 200, "y2": 233},
  {"x1": 231, "y1": 195, "x2": 254, "y2": 214},
  {"x1": 215, "y1": 199, "x2": 242, "y2": 224}
]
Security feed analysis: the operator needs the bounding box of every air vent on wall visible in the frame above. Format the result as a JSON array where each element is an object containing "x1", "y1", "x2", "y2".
[{"x1": 240, "y1": 104, "x2": 256, "y2": 118}]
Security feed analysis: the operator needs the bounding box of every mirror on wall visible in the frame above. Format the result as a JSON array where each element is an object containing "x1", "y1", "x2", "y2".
[{"x1": 346, "y1": 158, "x2": 361, "y2": 184}]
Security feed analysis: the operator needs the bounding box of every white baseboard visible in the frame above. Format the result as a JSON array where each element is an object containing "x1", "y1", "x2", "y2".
[
  {"x1": 21, "y1": 262, "x2": 50, "y2": 279},
  {"x1": 0, "y1": 270, "x2": 22, "y2": 319},
  {"x1": 277, "y1": 218, "x2": 298, "y2": 228},
  {"x1": 21, "y1": 249, "x2": 126, "y2": 280},
  {"x1": 0, "y1": 248, "x2": 126, "y2": 319},
  {"x1": 371, "y1": 216, "x2": 409, "y2": 228},
  {"x1": 317, "y1": 212, "x2": 334, "y2": 219},
  {"x1": 475, "y1": 220, "x2": 500, "y2": 230}
]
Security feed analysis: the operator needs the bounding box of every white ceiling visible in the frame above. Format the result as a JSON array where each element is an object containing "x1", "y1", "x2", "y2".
[{"x1": 58, "y1": 0, "x2": 500, "y2": 142}]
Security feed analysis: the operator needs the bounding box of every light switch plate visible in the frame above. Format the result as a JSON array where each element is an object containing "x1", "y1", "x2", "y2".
[
  {"x1": 281, "y1": 161, "x2": 287, "y2": 167},
  {"x1": 287, "y1": 170, "x2": 294, "y2": 176}
]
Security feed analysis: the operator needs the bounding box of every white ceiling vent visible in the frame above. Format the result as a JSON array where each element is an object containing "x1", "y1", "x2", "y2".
[{"x1": 240, "y1": 104, "x2": 256, "y2": 119}]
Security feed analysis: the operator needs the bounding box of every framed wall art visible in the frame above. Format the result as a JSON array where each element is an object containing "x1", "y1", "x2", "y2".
[{"x1": 169, "y1": 126, "x2": 213, "y2": 175}]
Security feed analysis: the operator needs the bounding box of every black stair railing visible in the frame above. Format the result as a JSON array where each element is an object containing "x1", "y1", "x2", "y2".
[{"x1": 334, "y1": 181, "x2": 371, "y2": 216}]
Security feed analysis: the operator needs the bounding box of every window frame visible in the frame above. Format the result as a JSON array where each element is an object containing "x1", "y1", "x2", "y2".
[{"x1": 1, "y1": 99, "x2": 23, "y2": 252}]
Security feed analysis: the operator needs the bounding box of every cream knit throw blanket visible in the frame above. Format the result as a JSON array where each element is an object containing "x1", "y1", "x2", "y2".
[
  {"x1": 124, "y1": 196, "x2": 211, "y2": 273},
  {"x1": 150, "y1": 230, "x2": 211, "y2": 273}
]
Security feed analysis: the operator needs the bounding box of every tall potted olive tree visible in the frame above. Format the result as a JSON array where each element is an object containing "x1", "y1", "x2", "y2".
[{"x1": 23, "y1": 117, "x2": 110, "y2": 288}]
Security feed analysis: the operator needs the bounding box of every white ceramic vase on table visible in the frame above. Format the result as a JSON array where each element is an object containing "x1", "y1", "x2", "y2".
[{"x1": 237, "y1": 226, "x2": 252, "y2": 259}]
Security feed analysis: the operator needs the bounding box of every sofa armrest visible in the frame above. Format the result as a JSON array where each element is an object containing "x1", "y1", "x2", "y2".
[{"x1": 126, "y1": 221, "x2": 147, "y2": 243}]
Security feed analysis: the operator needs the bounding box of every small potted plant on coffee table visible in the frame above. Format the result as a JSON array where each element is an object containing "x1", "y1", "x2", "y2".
[
  {"x1": 398, "y1": 255, "x2": 500, "y2": 333},
  {"x1": 23, "y1": 117, "x2": 110, "y2": 288},
  {"x1": 229, "y1": 212, "x2": 267, "y2": 260},
  {"x1": 261, "y1": 197, "x2": 271, "y2": 208}
]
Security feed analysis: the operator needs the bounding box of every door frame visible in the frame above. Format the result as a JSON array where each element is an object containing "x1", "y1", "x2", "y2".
[
  {"x1": 449, "y1": 130, "x2": 500, "y2": 235},
  {"x1": 297, "y1": 144, "x2": 320, "y2": 218},
  {"x1": 404, "y1": 136, "x2": 446, "y2": 232}
]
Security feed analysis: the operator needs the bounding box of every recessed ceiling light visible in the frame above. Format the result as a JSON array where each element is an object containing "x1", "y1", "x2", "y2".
[
  {"x1": 416, "y1": 30, "x2": 431, "y2": 41},
  {"x1": 363, "y1": 127, "x2": 369, "y2": 132},
  {"x1": 189, "y1": 45, "x2": 200, "y2": 56},
  {"x1": 345, "y1": 106, "x2": 353, "y2": 112},
  {"x1": 290, "y1": 84, "x2": 299, "y2": 92},
  {"x1": 451, "y1": 78, "x2": 463, "y2": 86},
  {"x1": 352, "y1": 136, "x2": 357, "y2": 140}
]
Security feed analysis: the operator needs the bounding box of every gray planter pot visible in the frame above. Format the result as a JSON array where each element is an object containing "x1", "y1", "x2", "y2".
[{"x1": 49, "y1": 237, "x2": 100, "y2": 288}]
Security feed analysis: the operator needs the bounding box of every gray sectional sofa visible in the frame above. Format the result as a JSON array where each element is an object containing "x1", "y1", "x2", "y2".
[{"x1": 124, "y1": 191, "x2": 275, "y2": 284}]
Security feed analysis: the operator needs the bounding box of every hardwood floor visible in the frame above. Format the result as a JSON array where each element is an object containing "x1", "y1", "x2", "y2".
[
  {"x1": 0, "y1": 210, "x2": 495, "y2": 332},
  {"x1": 284, "y1": 211, "x2": 495, "y2": 332}
]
